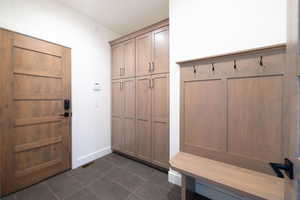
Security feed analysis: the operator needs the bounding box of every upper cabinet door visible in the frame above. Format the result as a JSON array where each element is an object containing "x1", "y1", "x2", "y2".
[
  {"x1": 123, "y1": 39, "x2": 136, "y2": 78},
  {"x1": 136, "y1": 33, "x2": 152, "y2": 77},
  {"x1": 112, "y1": 44, "x2": 124, "y2": 79},
  {"x1": 152, "y1": 27, "x2": 169, "y2": 74}
]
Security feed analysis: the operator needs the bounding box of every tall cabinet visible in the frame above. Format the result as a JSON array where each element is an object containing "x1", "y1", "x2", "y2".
[{"x1": 110, "y1": 20, "x2": 169, "y2": 169}]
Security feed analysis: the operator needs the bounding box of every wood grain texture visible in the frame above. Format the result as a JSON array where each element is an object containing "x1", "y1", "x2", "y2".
[
  {"x1": 228, "y1": 76, "x2": 283, "y2": 162},
  {"x1": 123, "y1": 39, "x2": 136, "y2": 78},
  {"x1": 152, "y1": 27, "x2": 169, "y2": 74},
  {"x1": 170, "y1": 152, "x2": 284, "y2": 200},
  {"x1": 151, "y1": 74, "x2": 169, "y2": 168},
  {"x1": 136, "y1": 33, "x2": 152, "y2": 77},
  {"x1": 180, "y1": 48, "x2": 286, "y2": 175},
  {"x1": 1, "y1": 31, "x2": 71, "y2": 196}
]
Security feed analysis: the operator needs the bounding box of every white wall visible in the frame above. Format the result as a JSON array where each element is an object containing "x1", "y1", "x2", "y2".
[
  {"x1": 0, "y1": 0, "x2": 120, "y2": 168},
  {"x1": 169, "y1": 0, "x2": 287, "y2": 199}
]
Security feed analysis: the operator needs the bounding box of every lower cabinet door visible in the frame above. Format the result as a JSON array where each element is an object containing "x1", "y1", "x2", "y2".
[
  {"x1": 136, "y1": 76, "x2": 152, "y2": 162},
  {"x1": 151, "y1": 74, "x2": 169, "y2": 168},
  {"x1": 112, "y1": 117, "x2": 123, "y2": 151}
]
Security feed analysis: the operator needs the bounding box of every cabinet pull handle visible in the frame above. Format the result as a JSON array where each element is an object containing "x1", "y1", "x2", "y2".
[
  {"x1": 212, "y1": 63, "x2": 215, "y2": 72},
  {"x1": 152, "y1": 62, "x2": 155, "y2": 72},
  {"x1": 148, "y1": 63, "x2": 152, "y2": 72},
  {"x1": 148, "y1": 79, "x2": 151, "y2": 88},
  {"x1": 152, "y1": 79, "x2": 155, "y2": 88},
  {"x1": 120, "y1": 82, "x2": 122, "y2": 89},
  {"x1": 120, "y1": 68, "x2": 122, "y2": 76},
  {"x1": 122, "y1": 68, "x2": 125, "y2": 76}
]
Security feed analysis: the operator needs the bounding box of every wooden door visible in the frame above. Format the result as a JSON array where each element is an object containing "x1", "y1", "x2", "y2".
[
  {"x1": 122, "y1": 78, "x2": 136, "y2": 155},
  {"x1": 285, "y1": 0, "x2": 300, "y2": 199},
  {"x1": 136, "y1": 76, "x2": 152, "y2": 162},
  {"x1": 112, "y1": 44, "x2": 124, "y2": 79},
  {"x1": 151, "y1": 74, "x2": 169, "y2": 168},
  {"x1": 112, "y1": 80, "x2": 123, "y2": 151},
  {"x1": 0, "y1": 31, "x2": 71, "y2": 195},
  {"x1": 136, "y1": 33, "x2": 152, "y2": 77},
  {"x1": 123, "y1": 39, "x2": 136, "y2": 78},
  {"x1": 152, "y1": 27, "x2": 169, "y2": 75}
]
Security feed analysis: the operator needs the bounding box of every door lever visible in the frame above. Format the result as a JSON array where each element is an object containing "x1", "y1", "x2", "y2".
[
  {"x1": 60, "y1": 112, "x2": 72, "y2": 117},
  {"x1": 270, "y1": 158, "x2": 294, "y2": 179}
]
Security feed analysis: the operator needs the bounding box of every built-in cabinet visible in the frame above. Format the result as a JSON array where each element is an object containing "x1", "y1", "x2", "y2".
[
  {"x1": 112, "y1": 39, "x2": 136, "y2": 79},
  {"x1": 136, "y1": 26, "x2": 169, "y2": 76},
  {"x1": 110, "y1": 20, "x2": 169, "y2": 169}
]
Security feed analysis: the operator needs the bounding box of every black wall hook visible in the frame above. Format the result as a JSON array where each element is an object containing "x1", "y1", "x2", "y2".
[
  {"x1": 211, "y1": 63, "x2": 215, "y2": 72},
  {"x1": 233, "y1": 60, "x2": 237, "y2": 69},
  {"x1": 259, "y1": 56, "x2": 264, "y2": 66},
  {"x1": 193, "y1": 65, "x2": 196, "y2": 74}
]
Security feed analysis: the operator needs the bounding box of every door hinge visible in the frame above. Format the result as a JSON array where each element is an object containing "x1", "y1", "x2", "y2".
[{"x1": 270, "y1": 158, "x2": 294, "y2": 179}]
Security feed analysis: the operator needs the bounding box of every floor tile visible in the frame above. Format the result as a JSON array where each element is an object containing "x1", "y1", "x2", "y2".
[
  {"x1": 149, "y1": 170, "x2": 174, "y2": 190},
  {"x1": 46, "y1": 172, "x2": 83, "y2": 199},
  {"x1": 70, "y1": 165, "x2": 104, "y2": 185},
  {"x1": 104, "y1": 154, "x2": 133, "y2": 168},
  {"x1": 126, "y1": 194, "x2": 144, "y2": 200},
  {"x1": 92, "y1": 157, "x2": 115, "y2": 174},
  {"x1": 106, "y1": 168, "x2": 145, "y2": 192},
  {"x1": 87, "y1": 178, "x2": 130, "y2": 200},
  {"x1": 124, "y1": 162, "x2": 155, "y2": 180},
  {"x1": 15, "y1": 183, "x2": 57, "y2": 200},
  {"x1": 1, "y1": 194, "x2": 17, "y2": 200},
  {"x1": 64, "y1": 188, "x2": 100, "y2": 200},
  {"x1": 134, "y1": 182, "x2": 174, "y2": 200}
]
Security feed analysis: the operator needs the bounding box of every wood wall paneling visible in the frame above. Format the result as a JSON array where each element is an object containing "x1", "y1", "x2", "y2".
[{"x1": 180, "y1": 45, "x2": 286, "y2": 175}]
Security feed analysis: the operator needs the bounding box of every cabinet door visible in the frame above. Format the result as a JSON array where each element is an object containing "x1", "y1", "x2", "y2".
[
  {"x1": 136, "y1": 33, "x2": 152, "y2": 77},
  {"x1": 123, "y1": 39, "x2": 136, "y2": 78},
  {"x1": 112, "y1": 117, "x2": 123, "y2": 151},
  {"x1": 112, "y1": 45, "x2": 123, "y2": 79},
  {"x1": 136, "y1": 76, "x2": 152, "y2": 161},
  {"x1": 151, "y1": 74, "x2": 169, "y2": 168},
  {"x1": 112, "y1": 80, "x2": 123, "y2": 117},
  {"x1": 152, "y1": 27, "x2": 169, "y2": 74},
  {"x1": 123, "y1": 79, "x2": 136, "y2": 155}
]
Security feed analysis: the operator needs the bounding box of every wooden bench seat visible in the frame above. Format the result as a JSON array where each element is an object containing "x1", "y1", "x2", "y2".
[{"x1": 169, "y1": 152, "x2": 284, "y2": 200}]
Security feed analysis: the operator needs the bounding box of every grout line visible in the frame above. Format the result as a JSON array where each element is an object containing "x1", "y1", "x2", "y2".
[{"x1": 44, "y1": 182, "x2": 61, "y2": 200}]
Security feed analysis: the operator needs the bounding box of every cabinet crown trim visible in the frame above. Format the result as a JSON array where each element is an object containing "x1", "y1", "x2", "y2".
[
  {"x1": 177, "y1": 43, "x2": 286, "y2": 66},
  {"x1": 109, "y1": 18, "x2": 169, "y2": 46}
]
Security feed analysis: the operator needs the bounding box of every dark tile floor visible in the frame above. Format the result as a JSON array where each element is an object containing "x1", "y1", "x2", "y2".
[{"x1": 2, "y1": 153, "x2": 181, "y2": 200}]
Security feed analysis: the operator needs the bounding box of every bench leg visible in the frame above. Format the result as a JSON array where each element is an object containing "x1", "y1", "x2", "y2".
[{"x1": 181, "y1": 175, "x2": 195, "y2": 200}]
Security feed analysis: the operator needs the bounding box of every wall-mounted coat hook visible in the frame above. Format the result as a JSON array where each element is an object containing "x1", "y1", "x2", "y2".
[
  {"x1": 193, "y1": 65, "x2": 196, "y2": 74},
  {"x1": 211, "y1": 63, "x2": 215, "y2": 72},
  {"x1": 259, "y1": 56, "x2": 264, "y2": 67},
  {"x1": 234, "y1": 60, "x2": 237, "y2": 70}
]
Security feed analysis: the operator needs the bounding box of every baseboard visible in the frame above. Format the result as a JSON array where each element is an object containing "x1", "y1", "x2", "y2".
[
  {"x1": 168, "y1": 170, "x2": 182, "y2": 186},
  {"x1": 73, "y1": 147, "x2": 112, "y2": 169}
]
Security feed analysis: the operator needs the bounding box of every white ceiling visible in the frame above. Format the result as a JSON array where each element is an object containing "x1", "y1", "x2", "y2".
[{"x1": 58, "y1": 0, "x2": 169, "y2": 35}]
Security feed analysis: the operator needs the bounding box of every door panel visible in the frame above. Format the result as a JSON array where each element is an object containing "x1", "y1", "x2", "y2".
[
  {"x1": 112, "y1": 44, "x2": 123, "y2": 79},
  {"x1": 136, "y1": 77, "x2": 152, "y2": 161},
  {"x1": 228, "y1": 76, "x2": 283, "y2": 162},
  {"x1": 0, "y1": 31, "x2": 71, "y2": 195},
  {"x1": 153, "y1": 27, "x2": 169, "y2": 74},
  {"x1": 183, "y1": 79, "x2": 227, "y2": 152},
  {"x1": 123, "y1": 79, "x2": 136, "y2": 155},
  {"x1": 123, "y1": 39, "x2": 136, "y2": 78},
  {"x1": 136, "y1": 33, "x2": 152, "y2": 76},
  {"x1": 151, "y1": 74, "x2": 169, "y2": 168}
]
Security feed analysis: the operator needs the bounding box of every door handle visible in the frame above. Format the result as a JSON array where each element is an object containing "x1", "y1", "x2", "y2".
[{"x1": 60, "y1": 112, "x2": 72, "y2": 117}]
